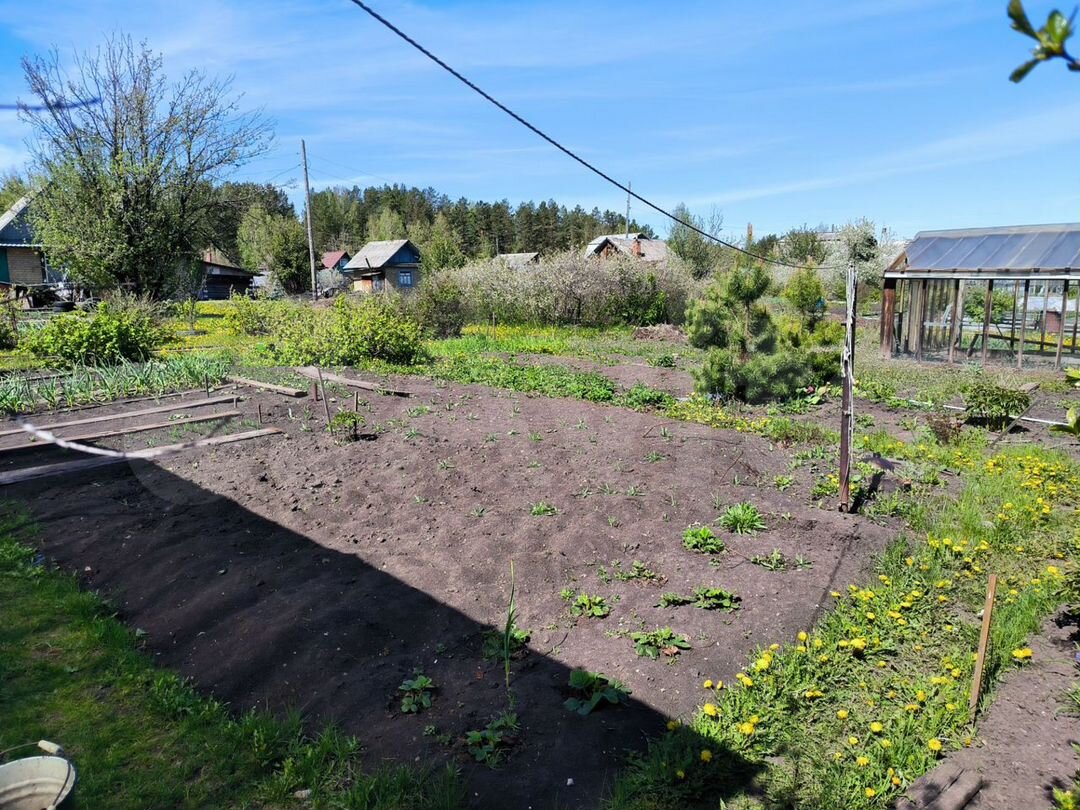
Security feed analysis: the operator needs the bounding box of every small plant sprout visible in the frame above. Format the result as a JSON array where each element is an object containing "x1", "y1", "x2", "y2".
[
  {"x1": 626, "y1": 485, "x2": 645, "y2": 497},
  {"x1": 529, "y1": 501, "x2": 558, "y2": 517},
  {"x1": 644, "y1": 451, "x2": 667, "y2": 463},
  {"x1": 718, "y1": 502, "x2": 767, "y2": 534},
  {"x1": 750, "y1": 549, "x2": 788, "y2": 571},
  {"x1": 607, "y1": 516, "x2": 620, "y2": 528},
  {"x1": 565, "y1": 592, "x2": 611, "y2": 619},
  {"x1": 528, "y1": 431, "x2": 543, "y2": 442},
  {"x1": 614, "y1": 560, "x2": 663, "y2": 583},
  {"x1": 329, "y1": 410, "x2": 366, "y2": 441},
  {"x1": 398, "y1": 673, "x2": 435, "y2": 713},
  {"x1": 465, "y1": 712, "x2": 519, "y2": 768},
  {"x1": 564, "y1": 670, "x2": 631, "y2": 716},
  {"x1": 470, "y1": 506, "x2": 488, "y2": 518},
  {"x1": 630, "y1": 627, "x2": 691, "y2": 659},
  {"x1": 773, "y1": 474, "x2": 794, "y2": 491},
  {"x1": 682, "y1": 525, "x2": 726, "y2": 554},
  {"x1": 658, "y1": 588, "x2": 740, "y2": 611}
]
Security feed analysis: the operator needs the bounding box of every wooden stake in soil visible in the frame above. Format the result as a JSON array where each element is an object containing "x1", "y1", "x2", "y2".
[
  {"x1": 316, "y1": 367, "x2": 333, "y2": 431},
  {"x1": 969, "y1": 573, "x2": 999, "y2": 716},
  {"x1": 354, "y1": 391, "x2": 359, "y2": 413},
  {"x1": 258, "y1": 403, "x2": 263, "y2": 425},
  {"x1": 839, "y1": 258, "x2": 856, "y2": 513}
]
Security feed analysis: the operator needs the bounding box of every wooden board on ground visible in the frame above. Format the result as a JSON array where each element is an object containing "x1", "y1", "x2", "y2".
[
  {"x1": 0, "y1": 427, "x2": 284, "y2": 486},
  {"x1": 0, "y1": 410, "x2": 243, "y2": 450},
  {"x1": 0, "y1": 395, "x2": 241, "y2": 439},
  {"x1": 294, "y1": 366, "x2": 412, "y2": 397},
  {"x1": 224, "y1": 375, "x2": 307, "y2": 397}
]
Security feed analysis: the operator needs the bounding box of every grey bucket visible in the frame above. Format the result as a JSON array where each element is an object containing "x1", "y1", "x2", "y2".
[{"x1": 0, "y1": 755, "x2": 75, "y2": 810}]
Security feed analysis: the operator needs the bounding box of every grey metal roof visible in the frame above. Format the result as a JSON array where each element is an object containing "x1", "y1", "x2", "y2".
[
  {"x1": 584, "y1": 235, "x2": 669, "y2": 263},
  {"x1": 344, "y1": 239, "x2": 418, "y2": 271},
  {"x1": 498, "y1": 252, "x2": 539, "y2": 268},
  {"x1": 897, "y1": 223, "x2": 1080, "y2": 275}
]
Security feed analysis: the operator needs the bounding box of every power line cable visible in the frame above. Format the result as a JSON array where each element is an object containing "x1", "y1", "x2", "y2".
[
  {"x1": 344, "y1": 0, "x2": 832, "y2": 271},
  {"x1": 309, "y1": 155, "x2": 395, "y2": 186}
]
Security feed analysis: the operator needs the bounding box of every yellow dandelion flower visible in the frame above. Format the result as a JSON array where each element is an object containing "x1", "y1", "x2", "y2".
[
  {"x1": 703, "y1": 680, "x2": 713, "y2": 689},
  {"x1": 738, "y1": 722, "x2": 756, "y2": 736},
  {"x1": 928, "y1": 738, "x2": 943, "y2": 752},
  {"x1": 1011, "y1": 648, "x2": 1033, "y2": 661},
  {"x1": 837, "y1": 709, "x2": 849, "y2": 720},
  {"x1": 676, "y1": 769, "x2": 685, "y2": 779},
  {"x1": 703, "y1": 703, "x2": 719, "y2": 718},
  {"x1": 870, "y1": 722, "x2": 884, "y2": 734},
  {"x1": 848, "y1": 736, "x2": 859, "y2": 746},
  {"x1": 880, "y1": 739, "x2": 892, "y2": 749},
  {"x1": 797, "y1": 631, "x2": 808, "y2": 642},
  {"x1": 666, "y1": 720, "x2": 679, "y2": 731},
  {"x1": 865, "y1": 787, "x2": 877, "y2": 798},
  {"x1": 856, "y1": 756, "x2": 870, "y2": 767},
  {"x1": 700, "y1": 750, "x2": 713, "y2": 763}
]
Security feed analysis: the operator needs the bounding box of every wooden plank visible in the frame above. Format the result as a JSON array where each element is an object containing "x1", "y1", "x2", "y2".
[
  {"x1": 1073, "y1": 285, "x2": 1079, "y2": 354},
  {"x1": 0, "y1": 395, "x2": 241, "y2": 439},
  {"x1": 294, "y1": 366, "x2": 413, "y2": 397},
  {"x1": 969, "y1": 574, "x2": 998, "y2": 716},
  {"x1": 880, "y1": 278, "x2": 896, "y2": 359},
  {"x1": 224, "y1": 375, "x2": 307, "y2": 397},
  {"x1": 0, "y1": 428, "x2": 283, "y2": 486},
  {"x1": 981, "y1": 279, "x2": 994, "y2": 366},
  {"x1": 839, "y1": 260, "x2": 856, "y2": 512},
  {"x1": 0, "y1": 410, "x2": 242, "y2": 450}
]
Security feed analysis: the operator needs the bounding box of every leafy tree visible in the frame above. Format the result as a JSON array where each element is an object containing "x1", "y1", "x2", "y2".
[
  {"x1": 784, "y1": 266, "x2": 826, "y2": 327},
  {"x1": 237, "y1": 205, "x2": 309, "y2": 294},
  {"x1": 209, "y1": 182, "x2": 294, "y2": 264},
  {"x1": 1008, "y1": 0, "x2": 1079, "y2": 81},
  {"x1": 420, "y1": 212, "x2": 465, "y2": 273},
  {"x1": 366, "y1": 206, "x2": 407, "y2": 242},
  {"x1": 21, "y1": 36, "x2": 271, "y2": 296},
  {"x1": 668, "y1": 203, "x2": 719, "y2": 279},
  {"x1": 782, "y1": 226, "x2": 828, "y2": 266},
  {"x1": 0, "y1": 170, "x2": 29, "y2": 213}
]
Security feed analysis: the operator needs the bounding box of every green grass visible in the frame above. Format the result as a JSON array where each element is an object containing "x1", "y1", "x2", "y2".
[
  {"x1": 609, "y1": 442, "x2": 1079, "y2": 810},
  {"x1": 0, "y1": 507, "x2": 465, "y2": 810}
]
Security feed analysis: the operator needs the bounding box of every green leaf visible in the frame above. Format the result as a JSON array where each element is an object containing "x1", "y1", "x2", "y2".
[
  {"x1": 1009, "y1": 0, "x2": 1039, "y2": 38},
  {"x1": 1046, "y1": 10, "x2": 1073, "y2": 48},
  {"x1": 1010, "y1": 57, "x2": 1043, "y2": 82}
]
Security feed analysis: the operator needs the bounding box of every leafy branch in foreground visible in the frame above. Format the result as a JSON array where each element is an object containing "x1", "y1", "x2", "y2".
[{"x1": 1008, "y1": 0, "x2": 1080, "y2": 81}]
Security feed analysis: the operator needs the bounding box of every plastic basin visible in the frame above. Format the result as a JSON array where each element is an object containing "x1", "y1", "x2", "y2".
[{"x1": 0, "y1": 756, "x2": 75, "y2": 809}]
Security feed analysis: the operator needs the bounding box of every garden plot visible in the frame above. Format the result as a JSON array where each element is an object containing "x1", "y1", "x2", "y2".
[{"x1": 9, "y1": 371, "x2": 895, "y2": 808}]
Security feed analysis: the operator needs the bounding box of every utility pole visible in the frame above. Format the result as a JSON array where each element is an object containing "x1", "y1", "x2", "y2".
[
  {"x1": 625, "y1": 181, "x2": 631, "y2": 239},
  {"x1": 301, "y1": 139, "x2": 318, "y2": 301}
]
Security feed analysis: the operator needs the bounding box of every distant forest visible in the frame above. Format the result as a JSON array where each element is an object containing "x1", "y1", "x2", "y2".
[{"x1": 306, "y1": 184, "x2": 656, "y2": 258}]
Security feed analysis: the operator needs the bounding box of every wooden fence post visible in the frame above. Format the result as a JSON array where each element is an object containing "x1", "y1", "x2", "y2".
[{"x1": 839, "y1": 259, "x2": 856, "y2": 513}]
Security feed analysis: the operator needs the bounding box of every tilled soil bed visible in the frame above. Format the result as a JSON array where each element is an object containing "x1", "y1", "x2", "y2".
[{"x1": 5, "y1": 372, "x2": 894, "y2": 809}]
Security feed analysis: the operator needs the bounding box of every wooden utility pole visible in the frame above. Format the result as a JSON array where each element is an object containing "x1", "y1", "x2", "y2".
[
  {"x1": 839, "y1": 258, "x2": 856, "y2": 513},
  {"x1": 301, "y1": 139, "x2": 319, "y2": 302}
]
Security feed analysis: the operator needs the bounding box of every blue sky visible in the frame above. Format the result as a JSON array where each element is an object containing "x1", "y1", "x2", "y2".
[{"x1": 0, "y1": 0, "x2": 1076, "y2": 240}]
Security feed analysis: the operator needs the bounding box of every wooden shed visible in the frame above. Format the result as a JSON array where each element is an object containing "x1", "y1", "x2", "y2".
[
  {"x1": 881, "y1": 223, "x2": 1080, "y2": 368},
  {"x1": 344, "y1": 239, "x2": 421, "y2": 293}
]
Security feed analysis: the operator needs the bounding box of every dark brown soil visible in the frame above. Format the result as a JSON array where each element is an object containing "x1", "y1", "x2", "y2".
[
  {"x1": 904, "y1": 611, "x2": 1080, "y2": 809},
  {"x1": 1, "y1": 372, "x2": 894, "y2": 809}
]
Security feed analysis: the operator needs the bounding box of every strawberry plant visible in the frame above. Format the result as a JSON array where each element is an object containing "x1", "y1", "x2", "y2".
[
  {"x1": 563, "y1": 670, "x2": 631, "y2": 716},
  {"x1": 630, "y1": 627, "x2": 691, "y2": 659},
  {"x1": 563, "y1": 591, "x2": 611, "y2": 618},
  {"x1": 465, "y1": 712, "x2": 519, "y2": 768},
  {"x1": 682, "y1": 524, "x2": 725, "y2": 554},
  {"x1": 398, "y1": 673, "x2": 435, "y2": 714}
]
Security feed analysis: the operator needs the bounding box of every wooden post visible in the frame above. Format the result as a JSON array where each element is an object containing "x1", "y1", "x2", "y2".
[
  {"x1": 257, "y1": 403, "x2": 263, "y2": 425},
  {"x1": 1056, "y1": 280, "x2": 1069, "y2": 369},
  {"x1": 1039, "y1": 280, "x2": 1049, "y2": 352},
  {"x1": 354, "y1": 391, "x2": 360, "y2": 412},
  {"x1": 1072, "y1": 279, "x2": 1079, "y2": 354},
  {"x1": 969, "y1": 574, "x2": 999, "y2": 716},
  {"x1": 881, "y1": 278, "x2": 897, "y2": 359},
  {"x1": 1018, "y1": 280, "x2": 1030, "y2": 369},
  {"x1": 204, "y1": 374, "x2": 210, "y2": 397},
  {"x1": 839, "y1": 259, "x2": 856, "y2": 513},
  {"x1": 914, "y1": 279, "x2": 928, "y2": 361},
  {"x1": 948, "y1": 278, "x2": 962, "y2": 364},
  {"x1": 981, "y1": 279, "x2": 994, "y2": 366},
  {"x1": 316, "y1": 366, "x2": 333, "y2": 430},
  {"x1": 1011, "y1": 280, "x2": 1019, "y2": 346}
]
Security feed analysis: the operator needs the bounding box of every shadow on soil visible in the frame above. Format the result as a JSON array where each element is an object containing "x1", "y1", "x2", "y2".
[{"x1": 8, "y1": 457, "x2": 762, "y2": 810}]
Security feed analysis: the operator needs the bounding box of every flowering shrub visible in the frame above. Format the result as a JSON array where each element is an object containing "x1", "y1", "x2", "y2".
[{"x1": 23, "y1": 299, "x2": 172, "y2": 366}]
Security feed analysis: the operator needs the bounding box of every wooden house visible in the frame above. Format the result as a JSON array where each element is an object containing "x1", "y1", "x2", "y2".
[
  {"x1": 0, "y1": 196, "x2": 48, "y2": 287},
  {"x1": 200, "y1": 249, "x2": 256, "y2": 300},
  {"x1": 344, "y1": 239, "x2": 421, "y2": 292},
  {"x1": 497, "y1": 252, "x2": 540, "y2": 269}
]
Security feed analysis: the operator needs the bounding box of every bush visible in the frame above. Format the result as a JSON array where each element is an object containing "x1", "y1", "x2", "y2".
[
  {"x1": 224, "y1": 293, "x2": 284, "y2": 336},
  {"x1": 267, "y1": 295, "x2": 427, "y2": 367},
  {"x1": 964, "y1": 379, "x2": 1031, "y2": 427},
  {"x1": 23, "y1": 298, "x2": 171, "y2": 366},
  {"x1": 0, "y1": 315, "x2": 17, "y2": 350},
  {"x1": 688, "y1": 265, "x2": 838, "y2": 404},
  {"x1": 410, "y1": 273, "x2": 466, "y2": 338}
]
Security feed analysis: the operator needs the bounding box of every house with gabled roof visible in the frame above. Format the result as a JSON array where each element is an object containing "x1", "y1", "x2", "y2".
[
  {"x1": 498, "y1": 252, "x2": 540, "y2": 269},
  {"x1": 344, "y1": 239, "x2": 421, "y2": 292},
  {"x1": 584, "y1": 233, "x2": 669, "y2": 265},
  {"x1": 321, "y1": 250, "x2": 352, "y2": 272},
  {"x1": 0, "y1": 195, "x2": 50, "y2": 288}
]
